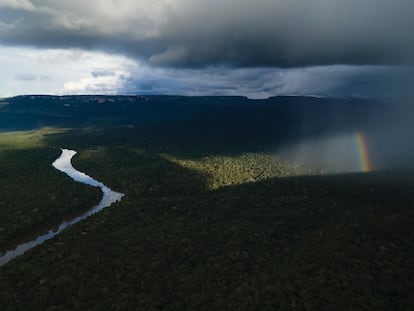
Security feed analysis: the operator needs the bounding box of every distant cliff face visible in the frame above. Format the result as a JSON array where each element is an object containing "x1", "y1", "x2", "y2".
[{"x1": 0, "y1": 95, "x2": 383, "y2": 131}]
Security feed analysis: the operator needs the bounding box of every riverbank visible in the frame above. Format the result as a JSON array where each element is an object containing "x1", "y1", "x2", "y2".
[
  {"x1": 0, "y1": 130, "x2": 103, "y2": 253},
  {"x1": 0, "y1": 148, "x2": 124, "y2": 267}
]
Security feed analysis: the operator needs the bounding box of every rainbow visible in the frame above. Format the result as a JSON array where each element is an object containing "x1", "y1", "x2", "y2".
[{"x1": 355, "y1": 131, "x2": 372, "y2": 172}]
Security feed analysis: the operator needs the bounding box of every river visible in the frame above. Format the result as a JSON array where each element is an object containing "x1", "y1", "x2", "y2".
[{"x1": 0, "y1": 149, "x2": 124, "y2": 267}]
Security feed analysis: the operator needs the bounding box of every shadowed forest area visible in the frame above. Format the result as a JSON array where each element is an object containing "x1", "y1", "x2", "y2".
[{"x1": 0, "y1": 96, "x2": 413, "y2": 310}]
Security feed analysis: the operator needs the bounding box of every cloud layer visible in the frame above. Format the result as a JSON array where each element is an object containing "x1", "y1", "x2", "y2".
[
  {"x1": 1, "y1": 44, "x2": 410, "y2": 99},
  {"x1": 0, "y1": 46, "x2": 135, "y2": 97},
  {"x1": 0, "y1": 1, "x2": 413, "y2": 98},
  {"x1": 1, "y1": 0, "x2": 414, "y2": 68}
]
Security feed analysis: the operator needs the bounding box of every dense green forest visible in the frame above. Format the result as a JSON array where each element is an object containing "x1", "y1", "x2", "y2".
[
  {"x1": 0, "y1": 129, "x2": 101, "y2": 251},
  {"x1": 0, "y1": 96, "x2": 413, "y2": 310}
]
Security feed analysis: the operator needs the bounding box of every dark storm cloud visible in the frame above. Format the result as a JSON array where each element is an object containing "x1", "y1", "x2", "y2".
[
  {"x1": 118, "y1": 65, "x2": 414, "y2": 99},
  {"x1": 0, "y1": 0, "x2": 414, "y2": 68}
]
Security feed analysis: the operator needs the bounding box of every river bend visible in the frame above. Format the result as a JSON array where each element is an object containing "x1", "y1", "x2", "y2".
[{"x1": 0, "y1": 149, "x2": 124, "y2": 267}]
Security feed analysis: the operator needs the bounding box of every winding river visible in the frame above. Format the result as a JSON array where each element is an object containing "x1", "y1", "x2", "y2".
[{"x1": 0, "y1": 149, "x2": 124, "y2": 267}]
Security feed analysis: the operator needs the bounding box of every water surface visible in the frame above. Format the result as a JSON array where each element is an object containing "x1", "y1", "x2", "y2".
[{"x1": 0, "y1": 149, "x2": 124, "y2": 267}]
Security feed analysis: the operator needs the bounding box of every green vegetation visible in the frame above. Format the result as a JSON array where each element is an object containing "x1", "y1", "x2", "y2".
[
  {"x1": 0, "y1": 126, "x2": 413, "y2": 310},
  {"x1": 0, "y1": 129, "x2": 101, "y2": 251},
  {"x1": 0, "y1": 128, "x2": 50, "y2": 150},
  {"x1": 0, "y1": 96, "x2": 412, "y2": 310},
  {"x1": 165, "y1": 153, "x2": 320, "y2": 189}
]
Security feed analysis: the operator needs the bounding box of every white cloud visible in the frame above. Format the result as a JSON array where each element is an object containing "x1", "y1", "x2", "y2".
[
  {"x1": 0, "y1": 45, "x2": 137, "y2": 97},
  {"x1": 0, "y1": 0, "x2": 172, "y2": 37},
  {"x1": 0, "y1": 0, "x2": 35, "y2": 11},
  {"x1": 63, "y1": 70, "x2": 129, "y2": 94}
]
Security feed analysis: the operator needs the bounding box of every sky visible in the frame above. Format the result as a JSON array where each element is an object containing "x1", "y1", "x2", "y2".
[{"x1": 0, "y1": 0, "x2": 413, "y2": 98}]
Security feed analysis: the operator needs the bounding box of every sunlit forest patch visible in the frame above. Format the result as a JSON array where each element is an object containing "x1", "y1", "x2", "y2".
[{"x1": 163, "y1": 152, "x2": 321, "y2": 189}]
